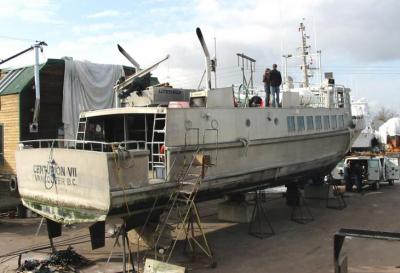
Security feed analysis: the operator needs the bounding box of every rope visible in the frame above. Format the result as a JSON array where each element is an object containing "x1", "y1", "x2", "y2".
[{"x1": 111, "y1": 145, "x2": 133, "y2": 216}]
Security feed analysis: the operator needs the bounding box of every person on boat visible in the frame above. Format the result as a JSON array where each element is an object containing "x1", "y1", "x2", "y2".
[
  {"x1": 269, "y1": 64, "x2": 282, "y2": 107},
  {"x1": 262, "y1": 68, "x2": 271, "y2": 107},
  {"x1": 249, "y1": 95, "x2": 262, "y2": 107}
]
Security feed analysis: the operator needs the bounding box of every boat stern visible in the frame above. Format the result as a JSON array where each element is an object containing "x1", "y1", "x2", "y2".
[{"x1": 16, "y1": 148, "x2": 112, "y2": 224}]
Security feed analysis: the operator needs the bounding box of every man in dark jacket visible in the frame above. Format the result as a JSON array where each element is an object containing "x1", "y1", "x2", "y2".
[{"x1": 269, "y1": 64, "x2": 282, "y2": 107}]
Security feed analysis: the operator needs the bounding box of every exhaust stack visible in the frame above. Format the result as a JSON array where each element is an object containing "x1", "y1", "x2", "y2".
[
  {"x1": 196, "y1": 27, "x2": 212, "y2": 91},
  {"x1": 117, "y1": 44, "x2": 141, "y2": 71}
]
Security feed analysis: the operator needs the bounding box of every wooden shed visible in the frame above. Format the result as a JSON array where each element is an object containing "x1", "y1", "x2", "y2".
[{"x1": 0, "y1": 59, "x2": 65, "y2": 177}]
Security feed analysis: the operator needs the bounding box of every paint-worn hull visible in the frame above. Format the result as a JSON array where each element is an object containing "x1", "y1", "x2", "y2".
[{"x1": 16, "y1": 126, "x2": 354, "y2": 224}]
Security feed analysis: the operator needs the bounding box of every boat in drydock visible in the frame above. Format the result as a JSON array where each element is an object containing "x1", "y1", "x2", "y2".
[{"x1": 15, "y1": 25, "x2": 362, "y2": 225}]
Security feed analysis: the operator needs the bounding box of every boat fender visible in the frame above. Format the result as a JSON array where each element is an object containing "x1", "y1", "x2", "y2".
[
  {"x1": 9, "y1": 175, "x2": 18, "y2": 192},
  {"x1": 238, "y1": 138, "x2": 249, "y2": 147},
  {"x1": 160, "y1": 145, "x2": 165, "y2": 161},
  {"x1": 238, "y1": 138, "x2": 249, "y2": 156}
]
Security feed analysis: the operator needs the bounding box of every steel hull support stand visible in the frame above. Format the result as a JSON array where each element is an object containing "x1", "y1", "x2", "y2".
[
  {"x1": 107, "y1": 220, "x2": 136, "y2": 273},
  {"x1": 286, "y1": 183, "x2": 314, "y2": 224},
  {"x1": 46, "y1": 218, "x2": 62, "y2": 252},
  {"x1": 326, "y1": 177, "x2": 347, "y2": 210},
  {"x1": 248, "y1": 189, "x2": 274, "y2": 239}
]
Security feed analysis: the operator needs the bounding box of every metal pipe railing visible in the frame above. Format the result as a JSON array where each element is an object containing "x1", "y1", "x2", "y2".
[{"x1": 19, "y1": 139, "x2": 147, "y2": 152}]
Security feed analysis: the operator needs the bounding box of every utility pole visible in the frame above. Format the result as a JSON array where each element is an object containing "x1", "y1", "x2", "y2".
[
  {"x1": 282, "y1": 54, "x2": 293, "y2": 91},
  {"x1": 317, "y1": 50, "x2": 322, "y2": 86}
]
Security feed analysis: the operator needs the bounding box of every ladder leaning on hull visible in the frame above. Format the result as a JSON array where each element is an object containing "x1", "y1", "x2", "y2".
[{"x1": 152, "y1": 131, "x2": 216, "y2": 267}]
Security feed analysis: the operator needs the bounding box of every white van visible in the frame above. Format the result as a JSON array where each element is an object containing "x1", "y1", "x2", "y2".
[{"x1": 343, "y1": 156, "x2": 384, "y2": 191}]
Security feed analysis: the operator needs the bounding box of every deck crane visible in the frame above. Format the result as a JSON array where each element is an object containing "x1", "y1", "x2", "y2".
[{"x1": 0, "y1": 41, "x2": 47, "y2": 132}]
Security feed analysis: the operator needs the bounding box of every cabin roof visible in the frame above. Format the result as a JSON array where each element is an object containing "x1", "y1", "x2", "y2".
[{"x1": 81, "y1": 106, "x2": 167, "y2": 118}]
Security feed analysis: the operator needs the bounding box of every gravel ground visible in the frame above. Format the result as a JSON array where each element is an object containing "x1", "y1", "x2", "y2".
[{"x1": 1, "y1": 183, "x2": 400, "y2": 273}]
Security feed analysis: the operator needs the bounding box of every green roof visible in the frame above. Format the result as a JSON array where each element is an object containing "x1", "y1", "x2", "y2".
[{"x1": 0, "y1": 64, "x2": 45, "y2": 96}]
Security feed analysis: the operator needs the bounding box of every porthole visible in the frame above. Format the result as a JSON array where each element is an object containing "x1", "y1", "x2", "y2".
[
  {"x1": 245, "y1": 119, "x2": 251, "y2": 127},
  {"x1": 184, "y1": 120, "x2": 192, "y2": 130},
  {"x1": 211, "y1": 119, "x2": 219, "y2": 129}
]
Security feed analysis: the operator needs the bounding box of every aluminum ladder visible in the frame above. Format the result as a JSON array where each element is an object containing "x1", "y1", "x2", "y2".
[
  {"x1": 153, "y1": 147, "x2": 215, "y2": 267},
  {"x1": 75, "y1": 117, "x2": 87, "y2": 148},
  {"x1": 150, "y1": 113, "x2": 166, "y2": 178}
]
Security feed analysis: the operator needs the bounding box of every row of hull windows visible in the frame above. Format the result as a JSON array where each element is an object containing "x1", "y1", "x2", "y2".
[{"x1": 287, "y1": 115, "x2": 345, "y2": 133}]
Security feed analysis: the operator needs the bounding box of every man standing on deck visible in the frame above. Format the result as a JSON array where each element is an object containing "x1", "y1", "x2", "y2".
[
  {"x1": 269, "y1": 64, "x2": 282, "y2": 107},
  {"x1": 262, "y1": 68, "x2": 271, "y2": 107}
]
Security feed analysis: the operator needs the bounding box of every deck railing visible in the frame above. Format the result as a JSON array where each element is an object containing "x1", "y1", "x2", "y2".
[{"x1": 19, "y1": 139, "x2": 147, "y2": 152}]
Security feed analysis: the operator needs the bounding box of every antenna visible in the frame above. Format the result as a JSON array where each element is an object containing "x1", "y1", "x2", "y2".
[
  {"x1": 213, "y1": 36, "x2": 217, "y2": 88},
  {"x1": 299, "y1": 21, "x2": 310, "y2": 88}
]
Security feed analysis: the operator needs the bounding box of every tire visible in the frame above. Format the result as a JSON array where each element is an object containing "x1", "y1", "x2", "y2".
[{"x1": 9, "y1": 175, "x2": 18, "y2": 192}]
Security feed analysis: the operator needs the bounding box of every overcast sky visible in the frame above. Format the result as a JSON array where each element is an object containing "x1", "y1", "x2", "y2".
[{"x1": 0, "y1": 0, "x2": 399, "y2": 112}]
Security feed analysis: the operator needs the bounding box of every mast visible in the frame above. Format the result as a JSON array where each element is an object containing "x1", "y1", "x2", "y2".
[{"x1": 299, "y1": 22, "x2": 309, "y2": 88}]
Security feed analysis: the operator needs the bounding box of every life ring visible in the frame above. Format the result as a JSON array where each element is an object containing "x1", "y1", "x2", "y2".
[{"x1": 9, "y1": 175, "x2": 18, "y2": 192}]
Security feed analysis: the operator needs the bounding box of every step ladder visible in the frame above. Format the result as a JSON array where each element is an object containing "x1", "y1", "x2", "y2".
[
  {"x1": 153, "y1": 147, "x2": 215, "y2": 266},
  {"x1": 151, "y1": 113, "x2": 166, "y2": 179},
  {"x1": 75, "y1": 117, "x2": 87, "y2": 148}
]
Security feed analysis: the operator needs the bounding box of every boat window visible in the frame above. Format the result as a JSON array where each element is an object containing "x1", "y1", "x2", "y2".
[
  {"x1": 287, "y1": 116, "x2": 296, "y2": 132},
  {"x1": 297, "y1": 116, "x2": 305, "y2": 132},
  {"x1": 306, "y1": 116, "x2": 314, "y2": 131},
  {"x1": 315, "y1": 116, "x2": 322, "y2": 130},
  {"x1": 338, "y1": 115, "x2": 345, "y2": 128},
  {"x1": 86, "y1": 119, "x2": 106, "y2": 142},
  {"x1": 323, "y1": 115, "x2": 330, "y2": 130},
  {"x1": 331, "y1": 115, "x2": 337, "y2": 129}
]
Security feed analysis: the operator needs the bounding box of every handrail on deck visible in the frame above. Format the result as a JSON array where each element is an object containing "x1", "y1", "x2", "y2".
[{"x1": 19, "y1": 139, "x2": 147, "y2": 152}]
